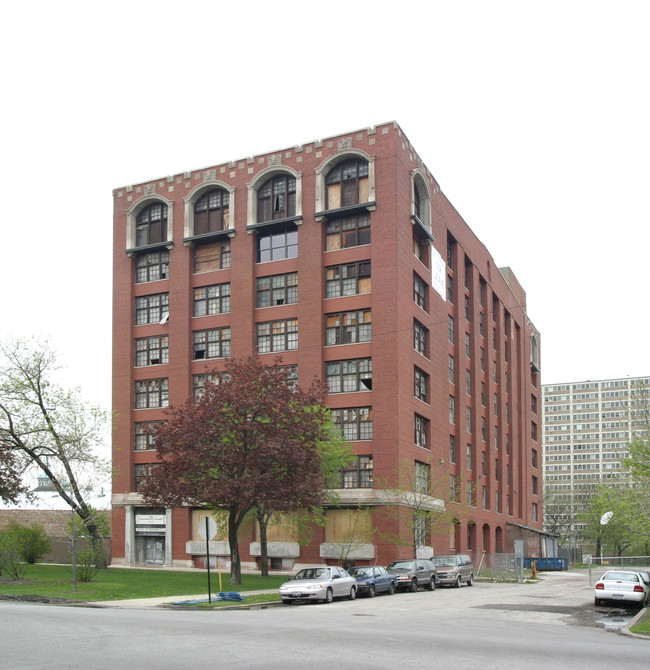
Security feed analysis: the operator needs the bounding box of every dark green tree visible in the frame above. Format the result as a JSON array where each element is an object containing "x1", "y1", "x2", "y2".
[{"x1": 140, "y1": 357, "x2": 344, "y2": 585}]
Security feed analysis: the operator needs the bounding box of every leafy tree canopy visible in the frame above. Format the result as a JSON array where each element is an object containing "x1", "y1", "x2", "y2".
[
  {"x1": 0, "y1": 445, "x2": 30, "y2": 504},
  {"x1": 0, "y1": 337, "x2": 110, "y2": 566},
  {"x1": 140, "y1": 357, "x2": 341, "y2": 583}
]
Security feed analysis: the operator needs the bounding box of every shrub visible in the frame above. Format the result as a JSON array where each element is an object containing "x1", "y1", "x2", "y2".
[
  {"x1": 73, "y1": 545, "x2": 101, "y2": 582},
  {"x1": 0, "y1": 528, "x2": 26, "y2": 580},
  {"x1": 6, "y1": 521, "x2": 52, "y2": 564},
  {"x1": 67, "y1": 507, "x2": 110, "y2": 576}
]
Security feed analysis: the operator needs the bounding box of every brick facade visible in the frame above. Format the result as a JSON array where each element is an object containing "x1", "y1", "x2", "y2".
[{"x1": 111, "y1": 122, "x2": 542, "y2": 570}]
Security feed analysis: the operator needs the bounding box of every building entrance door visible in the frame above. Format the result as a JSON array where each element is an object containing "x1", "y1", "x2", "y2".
[{"x1": 135, "y1": 536, "x2": 165, "y2": 564}]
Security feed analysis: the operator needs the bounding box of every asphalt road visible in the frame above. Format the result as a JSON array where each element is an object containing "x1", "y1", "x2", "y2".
[{"x1": 1, "y1": 571, "x2": 647, "y2": 669}]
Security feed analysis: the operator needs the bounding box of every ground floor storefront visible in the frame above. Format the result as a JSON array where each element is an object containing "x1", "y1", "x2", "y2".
[{"x1": 110, "y1": 492, "x2": 554, "y2": 571}]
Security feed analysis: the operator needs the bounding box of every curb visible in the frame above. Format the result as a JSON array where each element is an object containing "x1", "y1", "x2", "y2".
[
  {"x1": 620, "y1": 606, "x2": 650, "y2": 639},
  {"x1": 163, "y1": 600, "x2": 283, "y2": 611}
]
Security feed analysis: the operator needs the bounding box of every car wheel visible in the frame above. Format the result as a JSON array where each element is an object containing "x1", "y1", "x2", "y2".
[
  {"x1": 388, "y1": 582, "x2": 396, "y2": 595},
  {"x1": 282, "y1": 599, "x2": 293, "y2": 605},
  {"x1": 467, "y1": 573, "x2": 474, "y2": 587},
  {"x1": 425, "y1": 577, "x2": 435, "y2": 591},
  {"x1": 323, "y1": 588, "x2": 334, "y2": 604},
  {"x1": 368, "y1": 584, "x2": 376, "y2": 598},
  {"x1": 348, "y1": 586, "x2": 356, "y2": 601},
  {"x1": 455, "y1": 576, "x2": 462, "y2": 588},
  {"x1": 409, "y1": 578, "x2": 418, "y2": 593},
  {"x1": 594, "y1": 597, "x2": 602, "y2": 607}
]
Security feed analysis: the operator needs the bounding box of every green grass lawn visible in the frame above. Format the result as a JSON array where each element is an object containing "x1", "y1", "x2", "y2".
[
  {"x1": 629, "y1": 608, "x2": 650, "y2": 636},
  {"x1": 0, "y1": 564, "x2": 286, "y2": 601}
]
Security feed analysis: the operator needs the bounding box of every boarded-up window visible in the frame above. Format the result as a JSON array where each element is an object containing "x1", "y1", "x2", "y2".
[
  {"x1": 191, "y1": 511, "x2": 229, "y2": 541},
  {"x1": 325, "y1": 509, "x2": 373, "y2": 542},
  {"x1": 325, "y1": 310, "x2": 372, "y2": 345},
  {"x1": 254, "y1": 514, "x2": 300, "y2": 543},
  {"x1": 325, "y1": 214, "x2": 370, "y2": 250},
  {"x1": 194, "y1": 240, "x2": 231, "y2": 273},
  {"x1": 325, "y1": 158, "x2": 369, "y2": 209},
  {"x1": 325, "y1": 261, "x2": 371, "y2": 298}
]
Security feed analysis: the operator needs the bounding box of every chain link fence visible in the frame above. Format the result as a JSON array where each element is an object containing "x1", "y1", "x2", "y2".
[
  {"x1": 475, "y1": 552, "x2": 525, "y2": 582},
  {"x1": 587, "y1": 555, "x2": 650, "y2": 585}
]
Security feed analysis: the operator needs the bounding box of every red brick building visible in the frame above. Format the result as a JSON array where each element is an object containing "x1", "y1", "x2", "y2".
[{"x1": 111, "y1": 122, "x2": 543, "y2": 570}]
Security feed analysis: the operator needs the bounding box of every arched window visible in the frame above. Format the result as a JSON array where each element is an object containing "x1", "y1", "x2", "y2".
[
  {"x1": 495, "y1": 526, "x2": 503, "y2": 554},
  {"x1": 531, "y1": 334, "x2": 540, "y2": 372},
  {"x1": 136, "y1": 202, "x2": 168, "y2": 247},
  {"x1": 467, "y1": 520, "x2": 476, "y2": 551},
  {"x1": 414, "y1": 181, "x2": 424, "y2": 220},
  {"x1": 257, "y1": 174, "x2": 296, "y2": 223},
  {"x1": 194, "y1": 188, "x2": 230, "y2": 235},
  {"x1": 325, "y1": 158, "x2": 369, "y2": 209},
  {"x1": 412, "y1": 172, "x2": 432, "y2": 235}
]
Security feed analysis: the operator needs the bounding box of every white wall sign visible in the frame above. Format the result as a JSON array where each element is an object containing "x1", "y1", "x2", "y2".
[
  {"x1": 431, "y1": 246, "x2": 446, "y2": 300},
  {"x1": 135, "y1": 514, "x2": 166, "y2": 526}
]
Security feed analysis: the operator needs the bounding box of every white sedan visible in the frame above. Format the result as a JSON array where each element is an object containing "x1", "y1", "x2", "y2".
[
  {"x1": 594, "y1": 570, "x2": 649, "y2": 606},
  {"x1": 279, "y1": 566, "x2": 357, "y2": 604}
]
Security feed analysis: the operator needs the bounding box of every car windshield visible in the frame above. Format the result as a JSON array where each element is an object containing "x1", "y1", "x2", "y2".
[
  {"x1": 294, "y1": 568, "x2": 330, "y2": 580},
  {"x1": 349, "y1": 567, "x2": 373, "y2": 578},
  {"x1": 388, "y1": 560, "x2": 415, "y2": 570},
  {"x1": 433, "y1": 556, "x2": 459, "y2": 567}
]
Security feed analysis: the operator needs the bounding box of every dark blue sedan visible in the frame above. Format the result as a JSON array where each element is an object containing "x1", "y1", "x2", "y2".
[{"x1": 348, "y1": 566, "x2": 397, "y2": 597}]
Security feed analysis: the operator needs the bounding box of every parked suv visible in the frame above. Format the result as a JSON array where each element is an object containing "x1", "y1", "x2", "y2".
[
  {"x1": 387, "y1": 559, "x2": 437, "y2": 592},
  {"x1": 432, "y1": 554, "x2": 474, "y2": 587}
]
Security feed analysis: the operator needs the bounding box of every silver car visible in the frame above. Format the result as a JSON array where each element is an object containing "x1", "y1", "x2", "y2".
[
  {"x1": 432, "y1": 554, "x2": 475, "y2": 587},
  {"x1": 279, "y1": 566, "x2": 357, "y2": 604}
]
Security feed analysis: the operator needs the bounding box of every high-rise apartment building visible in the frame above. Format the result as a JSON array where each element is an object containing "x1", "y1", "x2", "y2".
[
  {"x1": 111, "y1": 122, "x2": 543, "y2": 569},
  {"x1": 542, "y1": 375, "x2": 649, "y2": 548}
]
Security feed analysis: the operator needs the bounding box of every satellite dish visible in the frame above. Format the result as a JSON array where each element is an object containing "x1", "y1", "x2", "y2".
[{"x1": 600, "y1": 511, "x2": 613, "y2": 525}]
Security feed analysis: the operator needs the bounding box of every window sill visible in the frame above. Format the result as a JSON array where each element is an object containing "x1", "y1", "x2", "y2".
[
  {"x1": 315, "y1": 201, "x2": 376, "y2": 221},
  {"x1": 126, "y1": 241, "x2": 174, "y2": 256},
  {"x1": 411, "y1": 215, "x2": 434, "y2": 241},
  {"x1": 324, "y1": 242, "x2": 372, "y2": 253},
  {"x1": 325, "y1": 341, "x2": 372, "y2": 347},
  {"x1": 246, "y1": 215, "x2": 302, "y2": 232},
  {"x1": 183, "y1": 229, "x2": 235, "y2": 245},
  {"x1": 324, "y1": 293, "x2": 367, "y2": 300}
]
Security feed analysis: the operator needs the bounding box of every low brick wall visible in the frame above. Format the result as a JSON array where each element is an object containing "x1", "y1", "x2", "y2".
[{"x1": 0, "y1": 509, "x2": 111, "y2": 564}]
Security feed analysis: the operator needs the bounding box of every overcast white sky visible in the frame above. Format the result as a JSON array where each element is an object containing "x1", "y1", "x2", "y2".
[{"x1": 2, "y1": 1, "x2": 649, "y2": 438}]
